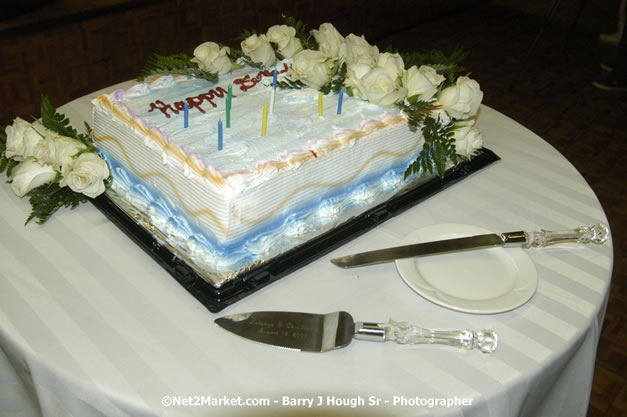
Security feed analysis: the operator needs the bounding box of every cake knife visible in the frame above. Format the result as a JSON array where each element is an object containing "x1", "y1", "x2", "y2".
[
  {"x1": 330, "y1": 223, "x2": 609, "y2": 268},
  {"x1": 215, "y1": 310, "x2": 498, "y2": 353}
]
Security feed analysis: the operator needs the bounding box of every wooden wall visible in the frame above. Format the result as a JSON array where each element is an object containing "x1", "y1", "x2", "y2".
[{"x1": 0, "y1": 0, "x2": 481, "y2": 126}]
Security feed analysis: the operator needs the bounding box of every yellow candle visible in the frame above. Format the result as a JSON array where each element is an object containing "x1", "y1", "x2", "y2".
[
  {"x1": 318, "y1": 92, "x2": 323, "y2": 117},
  {"x1": 261, "y1": 103, "x2": 268, "y2": 136}
]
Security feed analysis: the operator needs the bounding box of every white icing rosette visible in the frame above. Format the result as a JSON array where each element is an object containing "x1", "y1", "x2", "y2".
[
  {"x1": 241, "y1": 34, "x2": 276, "y2": 67},
  {"x1": 288, "y1": 49, "x2": 334, "y2": 89},
  {"x1": 438, "y1": 76, "x2": 483, "y2": 120},
  {"x1": 356, "y1": 67, "x2": 408, "y2": 107},
  {"x1": 10, "y1": 159, "x2": 57, "y2": 197},
  {"x1": 452, "y1": 119, "x2": 484, "y2": 158},
  {"x1": 403, "y1": 65, "x2": 445, "y2": 101},
  {"x1": 266, "y1": 25, "x2": 303, "y2": 58},
  {"x1": 191, "y1": 42, "x2": 232, "y2": 75},
  {"x1": 311, "y1": 23, "x2": 345, "y2": 61}
]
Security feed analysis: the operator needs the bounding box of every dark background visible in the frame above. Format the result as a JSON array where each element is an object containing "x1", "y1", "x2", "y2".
[{"x1": 2, "y1": 1, "x2": 625, "y2": 415}]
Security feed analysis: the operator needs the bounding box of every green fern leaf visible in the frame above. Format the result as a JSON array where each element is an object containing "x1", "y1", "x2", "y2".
[
  {"x1": 398, "y1": 100, "x2": 439, "y2": 132},
  {"x1": 320, "y1": 62, "x2": 347, "y2": 94},
  {"x1": 39, "y1": 97, "x2": 98, "y2": 151},
  {"x1": 41, "y1": 96, "x2": 80, "y2": 139},
  {"x1": 404, "y1": 115, "x2": 457, "y2": 179},
  {"x1": 276, "y1": 78, "x2": 306, "y2": 90},
  {"x1": 401, "y1": 46, "x2": 468, "y2": 85},
  {"x1": 137, "y1": 53, "x2": 217, "y2": 82},
  {"x1": 24, "y1": 182, "x2": 88, "y2": 225},
  {"x1": 282, "y1": 15, "x2": 317, "y2": 50}
]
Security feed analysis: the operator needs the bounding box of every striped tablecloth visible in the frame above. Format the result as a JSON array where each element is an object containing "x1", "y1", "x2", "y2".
[{"x1": 0, "y1": 83, "x2": 613, "y2": 417}]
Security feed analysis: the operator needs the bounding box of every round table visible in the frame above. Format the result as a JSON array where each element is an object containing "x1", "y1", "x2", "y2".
[{"x1": 0, "y1": 83, "x2": 613, "y2": 417}]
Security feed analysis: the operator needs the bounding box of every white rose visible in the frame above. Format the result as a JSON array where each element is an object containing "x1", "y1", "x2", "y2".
[
  {"x1": 5, "y1": 117, "x2": 32, "y2": 160},
  {"x1": 191, "y1": 42, "x2": 232, "y2": 75},
  {"x1": 10, "y1": 159, "x2": 57, "y2": 197},
  {"x1": 32, "y1": 134, "x2": 57, "y2": 162},
  {"x1": 240, "y1": 34, "x2": 276, "y2": 67},
  {"x1": 49, "y1": 135, "x2": 87, "y2": 174},
  {"x1": 404, "y1": 65, "x2": 445, "y2": 100},
  {"x1": 357, "y1": 67, "x2": 408, "y2": 107},
  {"x1": 21, "y1": 123, "x2": 47, "y2": 160},
  {"x1": 344, "y1": 62, "x2": 373, "y2": 92},
  {"x1": 438, "y1": 76, "x2": 483, "y2": 119},
  {"x1": 266, "y1": 25, "x2": 303, "y2": 58},
  {"x1": 377, "y1": 52, "x2": 404, "y2": 81},
  {"x1": 452, "y1": 119, "x2": 483, "y2": 158},
  {"x1": 312, "y1": 23, "x2": 345, "y2": 60},
  {"x1": 344, "y1": 34, "x2": 378, "y2": 66},
  {"x1": 287, "y1": 49, "x2": 333, "y2": 90},
  {"x1": 60, "y1": 152, "x2": 110, "y2": 198}
]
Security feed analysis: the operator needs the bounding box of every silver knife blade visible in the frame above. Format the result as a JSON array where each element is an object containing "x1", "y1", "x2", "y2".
[
  {"x1": 215, "y1": 311, "x2": 499, "y2": 353},
  {"x1": 330, "y1": 231, "x2": 528, "y2": 268}
]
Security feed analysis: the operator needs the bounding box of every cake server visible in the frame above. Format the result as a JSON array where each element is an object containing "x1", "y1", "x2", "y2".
[
  {"x1": 330, "y1": 223, "x2": 609, "y2": 268},
  {"x1": 215, "y1": 311, "x2": 498, "y2": 353}
]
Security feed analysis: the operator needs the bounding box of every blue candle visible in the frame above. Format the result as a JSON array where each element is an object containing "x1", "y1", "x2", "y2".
[
  {"x1": 337, "y1": 87, "x2": 344, "y2": 115},
  {"x1": 184, "y1": 102, "x2": 189, "y2": 128},
  {"x1": 218, "y1": 119, "x2": 223, "y2": 151},
  {"x1": 272, "y1": 68, "x2": 278, "y2": 89}
]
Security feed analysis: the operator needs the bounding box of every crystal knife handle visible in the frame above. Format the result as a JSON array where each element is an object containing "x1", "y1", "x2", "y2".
[
  {"x1": 524, "y1": 223, "x2": 609, "y2": 248},
  {"x1": 354, "y1": 320, "x2": 498, "y2": 353}
]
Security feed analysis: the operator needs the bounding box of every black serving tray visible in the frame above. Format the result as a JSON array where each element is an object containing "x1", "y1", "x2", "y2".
[{"x1": 91, "y1": 148, "x2": 500, "y2": 312}]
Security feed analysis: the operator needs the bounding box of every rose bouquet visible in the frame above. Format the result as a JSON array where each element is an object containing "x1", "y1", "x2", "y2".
[
  {"x1": 1, "y1": 97, "x2": 110, "y2": 224},
  {"x1": 137, "y1": 16, "x2": 485, "y2": 177}
]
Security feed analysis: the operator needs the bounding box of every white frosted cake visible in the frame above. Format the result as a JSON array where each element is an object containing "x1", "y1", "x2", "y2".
[{"x1": 91, "y1": 23, "x2": 485, "y2": 286}]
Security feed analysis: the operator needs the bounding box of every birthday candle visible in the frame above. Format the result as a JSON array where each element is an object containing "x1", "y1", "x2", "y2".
[
  {"x1": 318, "y1": 92, "x2": 323, "y2": 117},
  {"x1": 261, "y1": 103, "x2": 268, "y2": 136},
  {"x1": 269, "y1": 68, "x2": 278, "y2": 114},
  {"x1": 269, "y1": 89, "x2": 276, "y2": 115},
  {"x1": 218, "y1": 119, "x2": 223, "y2": 150},
  {"x1": 337, "y1": 87, "x2": 344, "y2": 115},
  {"x1": 226, "y1": 84, "x2": 232, "y2": 128},
  {"x1": 184, "y1": 102, "x2": 189, "y2": 128}
]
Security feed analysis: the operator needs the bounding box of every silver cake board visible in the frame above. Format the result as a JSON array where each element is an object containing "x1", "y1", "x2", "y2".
[{"x1": 91, "y1": 148, "x2": 500, "y2": 312}]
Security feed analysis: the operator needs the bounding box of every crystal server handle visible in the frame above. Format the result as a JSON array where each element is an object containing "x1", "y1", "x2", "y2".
[
  {"x1": 353, "y1": 320, "x2": 498, "y2": 353},
  {"x1": 524, "y1": 223, "x2": 609, "y2": 247}
]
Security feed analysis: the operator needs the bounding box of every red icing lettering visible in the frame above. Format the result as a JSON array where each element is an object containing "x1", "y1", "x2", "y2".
[
  {"x1": 148, "y1": 100, "x2": 178, "y2": 118},
  {"x1": 233, "y1": 63, "x2": 289, "y2": 92},
  {"x1": 147, "y1": 63, "x2": 288, "y2": 118},
  {"x1": 148, "y1": 86, "x2": 229, "y2": 118}
]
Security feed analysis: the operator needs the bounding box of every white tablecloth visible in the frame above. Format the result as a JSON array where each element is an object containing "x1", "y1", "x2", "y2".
[{"x1": 0, "y1": 83, "x2": 613, "y2": 417}]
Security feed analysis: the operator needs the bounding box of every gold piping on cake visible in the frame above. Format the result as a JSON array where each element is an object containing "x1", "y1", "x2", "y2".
[
  {"x1": 97, "y1": 95, "x2": 229, "y2": 185},
  {"x1": 98, "y1": 93, "x2": 408, "y2": 186},
  {"x1": 93, "y1": 134, "x2": 229, "y2": 235},
  {"x1": 96, "y1": 95, "x2": 167, "y2": 149},
  {"x1": 235, "y1": 134, "x2": 423, "y2": 226},
  {"x1": 94, "y1": 130, "x2": 420, "y2": 234},
  {"x1": 96, "y1": 97, "x2": 417, "y2": 235}
]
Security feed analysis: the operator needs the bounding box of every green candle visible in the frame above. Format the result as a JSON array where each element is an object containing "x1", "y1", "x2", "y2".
[{"x1": 226, "y1": 84, "x2": 232, "y2": 128}]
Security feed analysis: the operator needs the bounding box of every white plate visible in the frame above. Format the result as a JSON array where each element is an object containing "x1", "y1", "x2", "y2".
[{"x1": 395, "y1": 224, "x2": 538, "y2": 314}]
